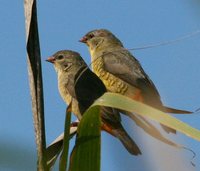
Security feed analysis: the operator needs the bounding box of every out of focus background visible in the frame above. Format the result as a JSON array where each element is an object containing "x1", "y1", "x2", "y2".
[{"x1": 1, "y1": 1, "x2": 200, "y2": 170}]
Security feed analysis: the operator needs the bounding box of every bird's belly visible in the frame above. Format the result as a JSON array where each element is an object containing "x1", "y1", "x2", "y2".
[{"x1": 58, "y1": 85, "x2": 82, "y2": 120}]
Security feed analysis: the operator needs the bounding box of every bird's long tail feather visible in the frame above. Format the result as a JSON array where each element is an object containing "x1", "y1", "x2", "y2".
[
  {"x1": 163, "y1": 106, "x2": 192, "y2": 114},
  {"x1": 113, "y1": 127, "x2": 141, "y2": 155}
]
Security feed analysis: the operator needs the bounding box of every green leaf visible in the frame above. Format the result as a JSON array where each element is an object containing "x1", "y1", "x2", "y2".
[
  {"x1": 59, "y1": 103, "x2": 72, "y2": 171},
  {"x1": 93, "y1": 92, "x2": 200, "y2": 141},
  {"x1": 46, "y1": 120, "x2": 78, "y2": 170},
  {"x1": 46, "y1": 125, "x2": 78, "y2": 170},
  {"x1": 47, "y1": 137, "x2": 63, "y2": 170},
  {"x1": 69, "y1": 106, "x2": 101, "y2": 171},
  {"x1": 129, "y1": 114, "x2": 181, "y2": 147}
]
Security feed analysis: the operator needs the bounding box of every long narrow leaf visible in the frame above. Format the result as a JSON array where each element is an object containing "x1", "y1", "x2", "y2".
[
  {"x1": 128, "y1": 114, "x2": 181, "y2": 147},
  {"x1": 69, "y1": 106, "x2": 101, "y2": 171},
  {"x1": 24, "y1": 0, "x2": 47, "y2": 170},
  {"x1": 59, "y1": 103, "x2": 72, "y2": 171},
  {"x1": 47, "y1": 125, "x2": 77, "y2": 169},
  {"x1": 47, "y1": 138, "x2": 62, "y2": 170},
  {"x1": 93, "y1": 93, "x2": 200, "y2": 141}
]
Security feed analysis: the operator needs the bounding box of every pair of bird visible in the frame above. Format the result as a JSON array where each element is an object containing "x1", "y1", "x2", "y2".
[{"x1": 46, "y1": 29, "x2": 191, "y2": 155}]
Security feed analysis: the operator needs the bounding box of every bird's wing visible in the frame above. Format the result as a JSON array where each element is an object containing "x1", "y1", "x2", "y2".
[
  {"x1": 74, "y1": 67, "x2": 106, "y2": 111},
  {"x1": 102, "y1": 48, "x2": 163, "y2": 108},
  {"x1": 74, "y1": 67, "x2": 121, "y2": 123}
]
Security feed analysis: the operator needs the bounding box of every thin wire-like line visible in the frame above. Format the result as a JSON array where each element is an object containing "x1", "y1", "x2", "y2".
[
  {"x1": 128, "y1": 29, "x2": 200, "y2": 51},
  {"x1": 182, "y1": 146, "x2": 196, "y2": 167}
]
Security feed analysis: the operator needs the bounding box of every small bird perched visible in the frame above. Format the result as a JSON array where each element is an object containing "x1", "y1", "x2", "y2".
[
  {"x1": 46, "y1": 50, "x2": 141, "y2": 155},
  {"x1": 80, "y1": 29, "x2": 192, "y2": 134}
]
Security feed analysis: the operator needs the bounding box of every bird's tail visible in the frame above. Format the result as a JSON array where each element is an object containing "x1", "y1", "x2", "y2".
[
  {"x1": 163, "y1": 106, "x2": 192, "y2": 114},
  {"x1": 112, "y1": 127, "x2": 141, "y2": 155}
]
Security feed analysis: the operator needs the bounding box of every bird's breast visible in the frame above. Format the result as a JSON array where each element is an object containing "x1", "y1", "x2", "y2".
[
  {"x1": 92, "y1": 57, "x2": 128, "y2": 94},
  {"x1": 58, "y1": 78, "x2": 82, "y2": 120},
  {"x1": 58, "y1": 79, "x2": 71, "y2": 105},
  {"x1": 92, "y1": 56, "x2": 143, "y2": 102}
]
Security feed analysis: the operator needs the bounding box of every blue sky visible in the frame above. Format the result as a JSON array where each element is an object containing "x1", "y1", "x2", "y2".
[{"x1": 1, "y1": 1, "x2": 200, "y2": 171}]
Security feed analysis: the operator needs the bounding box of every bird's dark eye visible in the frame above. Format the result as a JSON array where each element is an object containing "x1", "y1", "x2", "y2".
[
  {"x1": 89, "y1": 33, "x2": 94, "y2": 39},
  {"x1": 56, "y1": 55, "x2": 64, "y2": 60}
]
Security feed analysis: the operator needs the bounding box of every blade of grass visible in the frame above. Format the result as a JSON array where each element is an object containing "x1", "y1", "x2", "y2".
[
  {"x1": 93, "y1": 92, "x2": 200, "y2": 141},
  {"x1": 69, "y1": 106, "x2": 101, "y2": 171},
  {"x1": 24, "y1": 0, "x2": 47, "y2": 170},
  {"x1": 128, "y1": 114, "x2": 181, "y2": 147},
  {"x1": 59, "y1": 102, "x2": 72, "y2": 171},
  {"x1": 46, "y1": 121, "x2": 79, "y2": 169},
  {"x1": 47, "y1": 125, "x2": 77, "y2": 169},
  {"x1": 47, "y1": 139, "x2": 63, "y2": 170}
]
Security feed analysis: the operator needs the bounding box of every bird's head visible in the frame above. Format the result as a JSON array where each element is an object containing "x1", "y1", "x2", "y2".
[
  {"x1": 79, "y1": 29, "x2": 123, "y2": 50},
  {"x1": 46, "y1": 50, "x2": 86, "y2": 74}
]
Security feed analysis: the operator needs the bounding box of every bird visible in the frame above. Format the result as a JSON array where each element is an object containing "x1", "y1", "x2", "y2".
[
  {"x1": 46, "y1": 50, "x2": 141, "y2": 155},
  {"x1": 79, "y1": 29, "x2": 192, "y2": 134}
]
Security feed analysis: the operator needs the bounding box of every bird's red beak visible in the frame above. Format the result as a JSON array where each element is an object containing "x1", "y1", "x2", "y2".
[
  {"x1": 79, "y1": 36, "x2": 88, "y2": 43},
  {"x1": 46, "y1": 56, "x2": 55, "y2": 63}
]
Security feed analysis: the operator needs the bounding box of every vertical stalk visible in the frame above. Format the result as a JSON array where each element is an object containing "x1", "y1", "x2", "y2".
[{"x1": 24, "y1": 0, "x2": 47, "y2": 170}]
